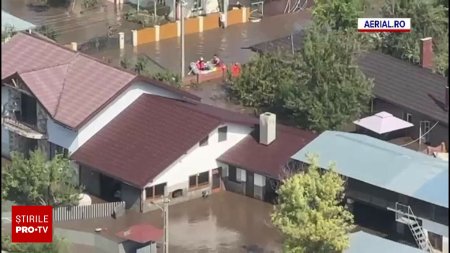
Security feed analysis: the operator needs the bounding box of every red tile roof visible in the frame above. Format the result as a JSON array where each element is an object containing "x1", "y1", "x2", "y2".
[
  {"x1": 115, "y1": 224, "x2": 163, "y2": 243},
  {"x1": 217, "y1": 125, "x2": 318, "y2": 178},
  {"x1": 71, "y1": 94, "x2": 222, "y2": 188},
  {"x1": 1, "y1": 32, "x2": 199, "y2": 129}
]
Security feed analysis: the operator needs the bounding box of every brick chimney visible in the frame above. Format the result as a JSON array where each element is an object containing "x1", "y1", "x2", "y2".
[
  {"x1": 420, "y1": 37, "x2": 433, "y2": 69},
  {"x1": 445, "y1": 86, "x2": 449, "y2": 111}
]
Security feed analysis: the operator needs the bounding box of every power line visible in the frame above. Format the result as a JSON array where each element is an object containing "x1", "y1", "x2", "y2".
[{"x1": 401, "y1": 121, "x2": 440, "y2": 147}]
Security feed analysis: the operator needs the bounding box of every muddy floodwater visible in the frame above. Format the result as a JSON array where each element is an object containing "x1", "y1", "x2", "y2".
[{"x1": 56, "y1": 191, "x2": 283, "y2": 253}]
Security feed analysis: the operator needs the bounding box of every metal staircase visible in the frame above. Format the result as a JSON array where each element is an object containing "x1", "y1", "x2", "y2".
[{"x1": 390, "y1": 202, "x2": 434, "y2": 253}]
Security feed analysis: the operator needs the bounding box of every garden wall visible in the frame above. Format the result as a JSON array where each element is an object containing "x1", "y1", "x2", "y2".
[{"x1": 134, "y1": 7, "x2": 249, "y2": 45}]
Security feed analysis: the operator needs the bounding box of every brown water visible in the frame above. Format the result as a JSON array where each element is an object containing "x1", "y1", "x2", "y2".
[
  {"x1": 87, "y1": 11, "x2": 311, "y2": 74},
  {"x1": 57, "y1": 192, "x2": 283, "y2": 253},
  {"x1": 2, "y1": 0, "x2": 139, "y2": 44}
]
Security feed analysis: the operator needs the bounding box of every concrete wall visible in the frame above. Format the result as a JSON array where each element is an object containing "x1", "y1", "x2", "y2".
[
  {"x1": 372, "y1": 99, "x2": 448, "y2": 147},
  {"x1": 149, "y1": 123, "x2": 252, "y2": 190},
  {"x1": 47, "y1": 81, "x2": 185, "y2": 154}
]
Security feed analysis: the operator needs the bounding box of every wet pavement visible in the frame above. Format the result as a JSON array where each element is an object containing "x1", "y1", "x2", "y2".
[
  {"x1": 56, "y1": 191, "x2": 283, "y2": 253},
  {"x1": 84, "y1": 11, "x2": 312, "y2": 74},
  {"x1": 2, "y1": 0, "x2": 140, "y2": 44}
]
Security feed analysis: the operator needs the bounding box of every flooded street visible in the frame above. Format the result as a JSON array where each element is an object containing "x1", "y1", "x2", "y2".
[
  {"x1": 86, "y1": 11, "x2": 311, "y2": 74},
  {"x1": 2, "y1": 0, "x2": 139, "y2": 44},
  {"x1": 56, "y1": 191, "x2": 282, "y2": 253}
]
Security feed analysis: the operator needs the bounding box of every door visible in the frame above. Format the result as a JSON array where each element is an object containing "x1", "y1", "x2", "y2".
[
  {"x1": 212, "y1": 168, "x2": 221, "y2": 189},
  {"x1": 419, "y1": 121, "x2": 431, "y2": 144},
  {"x1": 246, "y1": 171, "x2": 254, "y2": 198}
]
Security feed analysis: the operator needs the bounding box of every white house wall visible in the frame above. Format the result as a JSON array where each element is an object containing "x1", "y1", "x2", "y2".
[
  {"x1": 149, "y1": 123, "x2": 252, "y2": 189},
  {"x1": 47, "y1": 81, "x2": 184, "y2": 154}
]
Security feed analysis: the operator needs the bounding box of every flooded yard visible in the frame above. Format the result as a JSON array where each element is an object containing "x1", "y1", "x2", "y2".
[{"x1": 56, "y1": 191, "x2": 283, "y2": 253}]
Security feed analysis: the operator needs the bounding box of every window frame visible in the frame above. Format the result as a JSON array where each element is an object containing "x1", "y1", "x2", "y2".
[
  {"x1": 188, "y1": 171, "x2": 210, "y2": 189},
  {"x1": 218, "y1": 126, "x2": 228, "y2": 142},
  {"x1": 403, "y1": 112, "x2": 412, "y2": 123},
  {"x1": 228, "y1": 165, "x2": 237, "y2": 182}
]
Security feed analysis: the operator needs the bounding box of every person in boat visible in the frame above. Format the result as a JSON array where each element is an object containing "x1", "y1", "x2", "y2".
[
  {"x1": 196, "y1": 57, "x2": 206, "y2": 71},
  {"x1": 211, "y1": 54, "x2": 222, "y2": 67}
]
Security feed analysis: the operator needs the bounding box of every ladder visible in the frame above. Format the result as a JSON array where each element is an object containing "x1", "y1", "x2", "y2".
[{"x1": 390, "y1": 202, "x2": 434, "y2": 253}]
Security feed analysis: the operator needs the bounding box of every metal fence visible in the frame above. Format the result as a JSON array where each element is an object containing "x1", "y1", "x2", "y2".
[{"x1": 53, "y1": 201, "x2": 126, "y2": 222}]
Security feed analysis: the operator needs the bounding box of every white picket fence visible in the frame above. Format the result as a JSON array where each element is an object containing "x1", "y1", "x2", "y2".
[{"x1": 53, "y1": 201, "x2": 125, "y2": 222}]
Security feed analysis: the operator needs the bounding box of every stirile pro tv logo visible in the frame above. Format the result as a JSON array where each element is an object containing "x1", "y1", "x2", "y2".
[{"x1": 12, "y1": 206, "x2": 53, "y2": 243}]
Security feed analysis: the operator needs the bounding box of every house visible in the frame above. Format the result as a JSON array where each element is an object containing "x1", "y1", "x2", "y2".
[
  {"x1": 248, "y1": 34, "x2": 449, "y2": 147},
  {"x1": 291, "y1": 131, "x2": 448, "y2": 253},
  {"x1": 1, "y1": 32, "x2": 199, "y2": 162},
  {"x1": 70, "y1": 94, "x2": 317, "y2": 212}
]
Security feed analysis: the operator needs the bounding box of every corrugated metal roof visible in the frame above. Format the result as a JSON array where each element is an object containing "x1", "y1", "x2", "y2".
[
  {"x1": 346, "y1": 231, "x2": 423, "y2": 253},
  {"x1": 291, "y1": 131, "x2": 449, "y2": 208},
  {"x1": 1, "y1": 11, "x2": 36, "y2": 31}
]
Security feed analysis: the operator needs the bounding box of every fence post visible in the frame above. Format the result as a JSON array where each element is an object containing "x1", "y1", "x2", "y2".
[
  {"x1": 176, "y1": 20, "x2": 181, "y2": 37},
  {"x1": 241, "y1": 7, "x2": 248, "y2": 23},
  {"x1": 155, "y1": 25, "x2": 160, "y2": 42},
  {"x1": 119, "y1": 32, "x2": 125, "y2": 49},
  {"x1": 71, "y1": 42, "x2": 78, "y2": 51},
  {"x1": 198, "y1": 16, "x2": 204, "y2": 33},
  {"x1": 132, "y1": 30, "x2": 138, "y2": 47}
]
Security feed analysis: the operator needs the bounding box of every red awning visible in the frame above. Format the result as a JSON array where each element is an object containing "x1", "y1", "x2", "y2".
[{"x1": 115, "y1": 224, "x2": 163, "y2": 244}]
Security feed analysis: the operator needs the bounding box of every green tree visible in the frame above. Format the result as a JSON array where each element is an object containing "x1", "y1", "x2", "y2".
[
  {"x1": 313, "y1": 0, "x2": 366, "y2": 31},
  {"x1": 272, "y1": 155, "x2": 354, "y2": 253},
  {"x1": 1, "y1": 235, "x2": 69, "y2": 253},
  {"x1": 283, "y1": 26, "x2": 373, "y2": 132},
  {"x1": 229, "y1": 52, "x2": 296, "y2": 108},
  {"x1": 35, "y1": 25, "x2": 59, "y2": 40},
  {"x1": 154, "y1": 71, "x2": 182, "y2": 88},
  {"x1": 2, "y1": 25, "x2": 16, "y2": 43},
  {"x1": 2, "y1": 149, "x2": 82, "y2": 207},
  {"x1": 380, "y1": 0, "x2": 448, "y2": 76}
]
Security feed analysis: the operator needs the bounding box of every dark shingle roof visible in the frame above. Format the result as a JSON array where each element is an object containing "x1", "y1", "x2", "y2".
[
  {"x1": 217, "y1": 125, "x2": 317, "y2": 178},
  {"x1": 71, "y1": 94, "x2": 222, "y2": 188},
  {"x1": 1, "y1": 32, "x2": 200, "y2": 129},
  {"x1": 249, "y1": 33, "x2": 449, "y2": 125}
]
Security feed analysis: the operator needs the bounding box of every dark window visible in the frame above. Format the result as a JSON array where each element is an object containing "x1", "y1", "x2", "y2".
[
  {"x1": 49, "y1": 142, "x2": 69, "y2": 159},
  {"x1": 199, "y1": 136, "x2": 209, "y2": 146},
  {"x1": 403, "y1": 112, "x2": 412, "y2": 123},
  {"x1": 189, "y1": 172, "x2": 209, "y2": 189},
  {"x1": 154, "y1": 183, "x2": 166, "y2": 197},
  {"x1": 146, "y1": 187, "x2": 154, "y2": 199},
  {"x1": 189, "y1": 175, "x2": 197, "y2": 188},
  {"x1": 218, "y1": 126, "x2": 228, "y2": 142},
  {"x1": 197, "y1": 171, "x2": 209, "y2": 185},
  {"x1": 228, "y1": 166, "x2": 237, "y2": 182},
  {"x1": 428, "y1": 231, "x2": 443, "y2": 251},
  {"x1": 20, "y1": 93, "x2": 37, "y2": 126}
]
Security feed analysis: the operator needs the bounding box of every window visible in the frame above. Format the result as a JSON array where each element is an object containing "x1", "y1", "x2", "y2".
[
  {"x1": 420, "y1": 121, "x2": 431, "y2": 143},
  {"x1": 236, "y1": 168, "x2": 246, "y2": 182},
  {"x1": 145, "y1": 183, "x2": 166, "y2": 199},
  {"x1": 188, "y1": 171, "x2": 209, "y2": 189},
  {"x1": 49, "y1": 142, "x2": 69, "y2": 159},
  {"x1": 228, "y1": 166, "x2": 237, "y2": 182},
  {"x1": 403, "y1": 112, "x2": 412, "y2": 123},
  {"x1": 218, "y1": 126, "x2": 227, "y2": 142},
  {"x1": 428, "y1": 231, "x2": 443, "y2": 251},
  {"x1": 199, "y1": 136, "x2": 209, "y2": 146}
]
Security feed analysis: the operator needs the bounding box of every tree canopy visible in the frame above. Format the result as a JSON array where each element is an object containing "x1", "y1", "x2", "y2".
[
  {"x1": 2, "y1": 149, "x2": 82, "y2": 207},
  {"x1": 313, "y1": 0, "x2": 366, "y2": 31},
  {"x1": 1, "y1": 235, "x2": 69, "y2": 253},
  {"x1": 272, "y1": 155, "x2": 354, "y2": 253},
  {"x1": 380, "y1": 0, "x2": 448, "y2": 76},
  {"x1": 229, "y1": 24, "x2": 373, "y2": 132}
]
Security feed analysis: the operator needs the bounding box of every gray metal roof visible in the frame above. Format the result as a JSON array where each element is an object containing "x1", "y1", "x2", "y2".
[
  {"x1": 346, "y1": 231, "x2": 423, "y2": 253},
  {"x1": 249, "y1": 33, "x2": 449, "y2": 125},
  {"x1": 291, "y1": 131, "x2": 449, "y2": 208},
  {"x1": 1, "y1": 11, "x2": 36, "y2": 31}
]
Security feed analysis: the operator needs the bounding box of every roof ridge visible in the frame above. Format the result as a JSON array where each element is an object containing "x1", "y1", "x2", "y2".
[
  {"x1": 52, "y1": 59, "x2": 74, "y2": 117},
  {"x1": 18, "y1": 61, "x2": 72, "y2": 75}
]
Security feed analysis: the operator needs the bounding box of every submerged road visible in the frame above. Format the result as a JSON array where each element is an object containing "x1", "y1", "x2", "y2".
[{"x1": 85, "y1": 11, "x2": 312, "y2": 74}]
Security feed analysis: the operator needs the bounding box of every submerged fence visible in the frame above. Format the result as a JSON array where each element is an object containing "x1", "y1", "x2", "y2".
[{"x1": 53, "y1": 201, "x2": 126, "y2": 222}]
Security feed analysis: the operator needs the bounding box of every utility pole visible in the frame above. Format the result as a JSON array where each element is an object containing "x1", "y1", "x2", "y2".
[
  {"x1": 137, "y1": 0, "x2": 140, "y2": 12},
  {"x1": 152, "y1": 197, "x2": 170, "y2": 253},
  {"x1": 180, "y1": 0, "x2": 186, "y2": 79}
]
